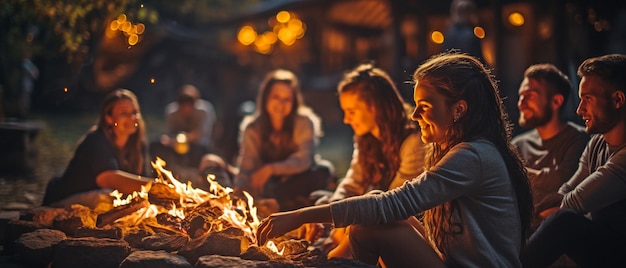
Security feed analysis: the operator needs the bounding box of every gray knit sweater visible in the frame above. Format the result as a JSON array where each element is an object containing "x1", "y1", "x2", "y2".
[{"x1": 330, "y1": 139, "x2": 522, "y2": 268}]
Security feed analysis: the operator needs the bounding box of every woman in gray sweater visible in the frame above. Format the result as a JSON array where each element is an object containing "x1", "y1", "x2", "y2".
[
  {"x1": 234, "y1": 69, "x2": 333, "y2": 211},
  {"x1": 257, "y1": 53, "x2": 533, "y2": 267}
]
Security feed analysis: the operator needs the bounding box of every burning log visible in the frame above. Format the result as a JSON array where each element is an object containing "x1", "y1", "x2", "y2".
[
  {"x1": 177, "y1": 228, "x2": 250, "y2": 264},
  {"x1": 96, "y1": 197, "x2": 149, "y2": 228},
  {"x1": 140, "y1": 232, "x2": 188, "y2": 252},
  {"x1": 182, "y1": 201, "x2": 227, "y2": 238},
  {"x1": 147, "y1": 182, "x2": 181, "y2": 209}
]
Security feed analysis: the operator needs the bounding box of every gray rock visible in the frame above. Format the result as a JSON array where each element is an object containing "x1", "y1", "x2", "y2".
[
  {"x1": 119, "y1": 250, "x2": 192, "y2": 268},
  {"x1": 195, "y1": 255, "x2": 269, "y2": 268},
  {"x1": 15, "y1": 229, "x2": 66, "y2": 266},
  {"x1": 52, "y1": 237, "x2": 131, "y2": 268}
]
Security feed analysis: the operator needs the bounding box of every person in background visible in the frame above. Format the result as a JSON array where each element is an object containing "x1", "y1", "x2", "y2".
[
  {"x1": 520, "y1": 54, "x2": 626, "y2": 267},
  {"x1": 257, "y1": 52, "x2": 533, "y2": 267},
  {"x1": 311, "y1": 63, "x2": 426, "y2": 258},
  {"x1": 443, "y1": 0, "x2": 484, "y2": 62},
  {"x1": 163, "y1": 84, "x2": 216, "y2": 151},
  {"x1": 234, "y1": 69, "x2": 334, "y2": 211},
  {"x1": 42, "y1": 89, "x2": 154, "y2": 210},
  {"x1": 512, "y1": 63, "x2": 589, "y2": 230},
  {"x1": 151, "y1": 84, "x2": 216, "y2": 187}
]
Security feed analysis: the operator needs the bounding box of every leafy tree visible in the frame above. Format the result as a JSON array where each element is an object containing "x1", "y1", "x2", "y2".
[
  {"x1": 0, "y1": 0, "x2": 136, "y2": 116},
  {"x1": 0, "y1": 0, "x2": 263, "y2": 117}
]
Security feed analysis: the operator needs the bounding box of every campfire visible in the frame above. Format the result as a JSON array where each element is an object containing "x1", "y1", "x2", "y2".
[
  {"x1": 104, "y1": 157, "x2": 262, "y2": 245},
  {"x1": 3, "y1": 158, "x2": 375, "y2": 267}
]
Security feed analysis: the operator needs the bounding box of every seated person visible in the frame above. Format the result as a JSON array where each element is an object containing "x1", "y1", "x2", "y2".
[
  {"x1": 512, "y1": 63, "x2": 589, "y2": 230},
  {"x1": 312, "y1": 63, "x2": 426, "y2": 258},
  {"x1": 257, "y1": 53, "x2": 534, "y2": 267},
  {"x1": 42, "y1": 89, "x2": 155, "y2": 210},
  {"x1": 521, "y1": 54, "x2": 626, "y2": 267},
  {"x1": 234, "y1": 69, "x2": 334, "y2": 212},
  {"x1": 150, "y1": 84, "x2": 216, "y2": 187}
]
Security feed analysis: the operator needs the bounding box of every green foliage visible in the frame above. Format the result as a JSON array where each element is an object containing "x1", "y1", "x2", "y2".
[{"x1": 0, "y1": 0, "x2": 138, "y2": 103}]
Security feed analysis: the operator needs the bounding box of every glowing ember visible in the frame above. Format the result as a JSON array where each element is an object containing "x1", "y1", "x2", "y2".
[{"x1": 266, "y1": 240, "x2": 284, "y2": 255}]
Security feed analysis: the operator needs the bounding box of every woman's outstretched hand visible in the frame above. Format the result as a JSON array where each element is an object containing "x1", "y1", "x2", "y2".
[
  {"x1": 257, "y1": 204, "x2": 333, "y2": 246},
  {"x1": 257, "y1": 210, "x2": 303, "y2": 246}
]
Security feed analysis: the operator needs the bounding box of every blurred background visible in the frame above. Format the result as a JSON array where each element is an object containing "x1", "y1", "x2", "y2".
[{"x1": 1, "y1": 0, "x2": 625, "y2": 207}]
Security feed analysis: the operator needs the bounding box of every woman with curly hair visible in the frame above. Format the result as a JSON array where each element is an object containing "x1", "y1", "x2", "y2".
[{"x1": 312, "y1": 63, "x2": 426, "y2": 258}]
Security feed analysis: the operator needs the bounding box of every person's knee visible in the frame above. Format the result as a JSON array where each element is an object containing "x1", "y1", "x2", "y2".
[{"x1": 545, "y1": 208, "x2": 586, "y2": 228}]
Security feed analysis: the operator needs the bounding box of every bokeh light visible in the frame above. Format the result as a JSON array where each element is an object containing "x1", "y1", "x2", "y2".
[
  {"x1": 128, "y1": 34, "x2": 139, "y2": 45},
  {"x1": 431, "y1": 31, "x2": 444, "y2": 44},
  {"x1": 238, "y1": 10, "x2": 306, "y2": 54},
  {"x1": 474, "y1": 26, "x2": 485, "y2": 39},
  {"x1": 107, "y1": 13, "x2": 146, "y2": 46},
  {"x1": 276, "y1": 11, "x2": 291, "y2": 23},
  {"x1": 238, "y1": 26, "x2": 257, "y2": 46},
  {"x1": 508, "y1": 12, "x2": 525, "y2": 26}
]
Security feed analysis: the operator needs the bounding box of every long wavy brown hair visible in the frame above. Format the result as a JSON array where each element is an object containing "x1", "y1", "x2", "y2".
[
  {"x1": 338, "y1": 63, "x2": 417, "y2": 189},
  {"x1": 96, "y1": 88, "x2": 147, "y2": 174},
  {"x1": 414, "y1": 53, "x2": 533, "y2": 256},
  {"x1": 242, "y1": 69, "x2": 322, "y2": 163}
]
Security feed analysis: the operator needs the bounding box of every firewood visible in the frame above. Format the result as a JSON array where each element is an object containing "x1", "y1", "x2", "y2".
[{"x1": 96, "y1": 198, "x2": 149, "y2": 228}]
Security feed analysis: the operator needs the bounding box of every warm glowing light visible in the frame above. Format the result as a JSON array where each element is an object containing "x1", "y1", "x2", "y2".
[
  {"x1": 63, "y1": 87, "x2": 68, "y2": 93},
  {"x1": 278, "y1": 28, "x2": 296, "y2": 45},
  {"x1": 508, "y1": 12, "x2": 525, "y2": 26},
  {"x1": 110, "y1": 20, "x2": 120, "y2": 31},
  {"x1": 136, "y1": 23, "x2": 145, "y2": 34},
  {"x1": 254, "y1": 38, "x2": 272, "y2": 54},
  {"x1": 431, "y1": 31, "x2": 444, "y2": 44},
  {"x1": 128, "y1": 34, "x2": 139, "y2": 45},
  {"x1": 175, "y1": 133, "x2": 187, "y2": 143},
  {"x1": 261, "y1": 31, "x2": 277, "y2": 44},
  {"x1": 150, "y1": 77, "x2": 155, "y2": 84},
  {"x1": 106, "y1": 157, "x2": 263, "y2": 247},
  {"x1": 287, "y1": 18, "x2": 302, "y2": 30},
  {"x1": 117, "y1": 14, "x2": 127, "y2": 23},
  {"x1": 121, "y1": 21, "x2": 132, "y2": 32},
  {"x1": 276, "y1": 11, "x2": 291, "y2": 23},
  {"x1": 238, "y1": 26, "x2": 257, "y2": 46},
  {"x1": 474, "y1": 26, "x2": 485, "y2": 39}
]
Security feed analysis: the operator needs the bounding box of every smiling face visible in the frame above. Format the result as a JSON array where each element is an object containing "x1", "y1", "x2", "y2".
[
  {"x1": 265, "y1": 82, "x2": 295, "y2": 123},
  {"x1": 517, "y1": 77, "x2": 554, "y2": 129},
  {"x1": 106, "y1": 98, "x2": 140, "y2": 138},
  {"x1": 411, "y1": 82, "x2": 455, "y2": 146},
  {"x1": 576, "y1": 75, "x2": 620, "y2": 134},
  {"x1": 339, "y1": 91, "x2": 379, "y2": 138}
]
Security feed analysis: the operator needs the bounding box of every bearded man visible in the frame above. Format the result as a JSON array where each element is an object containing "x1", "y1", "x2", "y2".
[
  {"x1": 521, "y1": 54, "x2": 626, "y2": 267},
  {"x1": 512, "y1": 63, "x2": 589, "y2": 229}
]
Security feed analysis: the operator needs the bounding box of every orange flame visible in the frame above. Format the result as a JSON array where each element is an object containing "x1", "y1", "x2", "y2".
[{"x1": 108, "y1": 157, "x2": 262, "y2": 243}]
